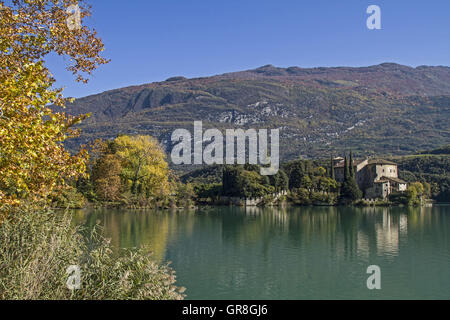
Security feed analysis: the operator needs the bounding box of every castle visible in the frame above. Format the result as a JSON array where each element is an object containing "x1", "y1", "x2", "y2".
[{"x1": 333, "y1": 157, "x2": 407, "y2": 200}]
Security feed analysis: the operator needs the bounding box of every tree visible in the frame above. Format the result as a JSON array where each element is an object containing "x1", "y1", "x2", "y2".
[
  {"x1": 270, "y1": 169, "x2": 288, "y2": 192},
  {"x1": 349, "y1": 151, "x2": 355, "y2": 178},
  {"x1": 315, "y1": 176, "x2": 338, "y2": 193},
  {"x1": 114, "y1": 135, "x2": 171, "y2": 198},
  {"x1": 344, "y1": 156, "x2": 350, "y2": 181},
  {"x1": 279, "y1": 170, "x2": 289, "y2": 191},
  {"x1": 238, "y1": 170, "x2": 274, "y2": 198},
  {"x1": 0, "y1": 0, "x2": 108, "y2": 209},
  {"x1": 300, "y1": 175, "x2": 313, "y2": 190},
  {"x1": 288, "y1": 163, "x2": 304, "y2": 189},
  {"x1": 410, "y1": 182, "x2": 424, "y2": 197},
  {"x1": 315, "y1": 166, "x2": 327, "y2": 176},
  {"x1": 423, "y1": 182, "x2": 431, "y2": 199},
  {"x1": 330, "y1": 155, "x2": 335, "y2": 180},
  {"x1": 92, "y1": 154, "x2": 122, "y2": 201},
  {"x1": 340, "y1": 153, "x2": 362, "y2": 204},
  {"x1": 406, "y1": 182, "x2": 424, "y2": 205},
  {"x1": 172, "y1": 182, "x2": 195, "y2": 207},
  {"x1": 222, "y1": 165, "x2": 275, "y2": 198},
  {"x1": 194, "y1": 183, "x2": 222, "y2": 201},
  {"x1": 340, "y1": 179, "x2": 362, "y2": 204},
  {"x1": 222, "y1": 165, "x2": 242, "y2": 197}
]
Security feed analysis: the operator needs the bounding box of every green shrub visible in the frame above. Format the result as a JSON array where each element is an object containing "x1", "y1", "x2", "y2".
[
  {"x1": 0, "y1": 208, "x2": 185, "y2": 300},
  {"x1": 50, "y1": 186, "x2": 87, "y2": 209},
  {"x1": 389, "y1": 192, "x2": 409, "y2": 205},
  {"x1": 288, "y1": 188, "x2": 312, "y2": 205}
]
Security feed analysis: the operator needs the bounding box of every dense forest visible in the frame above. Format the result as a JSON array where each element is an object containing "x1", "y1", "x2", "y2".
[{"x1": 393, "y1": 155, "x2": 450, "y2": 202}]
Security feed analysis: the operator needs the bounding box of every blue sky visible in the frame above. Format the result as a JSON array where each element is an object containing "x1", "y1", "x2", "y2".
[{"x1": 46, "y1": 0, "x2": 450, "y2": 98}]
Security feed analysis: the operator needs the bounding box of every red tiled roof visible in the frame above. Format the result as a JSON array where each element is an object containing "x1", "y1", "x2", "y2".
[
  {"x1": 333, "y1": 160, "x2": 363, "y2": 168},
  {"x1": 334, "y1": 158, "x2": 397, "y2": 168},
  {"x1": 380, "y1": 176, "x2": 407, "y2": 184},
  {"x1": 367, "y1": 159, "x2": 397, "y2": 166}
]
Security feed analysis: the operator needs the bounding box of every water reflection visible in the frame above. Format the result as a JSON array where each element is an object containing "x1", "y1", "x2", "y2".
[
  {"x1": 72, "y1": 206, "x2": 448, "y2": 263},
  {"x1": 72, "y1": 205, "x2": 450, "y2": 299}
]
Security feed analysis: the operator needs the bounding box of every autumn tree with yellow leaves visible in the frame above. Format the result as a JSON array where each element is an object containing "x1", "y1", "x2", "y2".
[
  {"x1": 89, "y1": 135, "x2": 173, "y2": 206},
  {"x1": 0, "y1": 2, "x2": 188, "y2": 300},
  {"x1": 0, "y1": 0, "x2": 108, "y2": 209},
  {"x1": 115, "y1": 135, "x2": 172, "y2": 199}
]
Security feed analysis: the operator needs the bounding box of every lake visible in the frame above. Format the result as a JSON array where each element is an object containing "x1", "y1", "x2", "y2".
[{"x1": 72, "y1": 205, "x2": 450, "y2": 300}]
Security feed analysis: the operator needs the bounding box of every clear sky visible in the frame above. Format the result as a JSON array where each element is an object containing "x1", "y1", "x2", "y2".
[{"x1": 46, "y1": 0, "x2": 450, "y2": 98}]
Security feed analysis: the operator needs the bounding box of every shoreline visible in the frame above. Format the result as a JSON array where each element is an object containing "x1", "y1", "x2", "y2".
[{"x1": 61, "y1": 199, "x2": 440, "y2": 211}]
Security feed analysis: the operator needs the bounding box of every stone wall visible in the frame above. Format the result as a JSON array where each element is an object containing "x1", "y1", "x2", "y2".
[
  {"x1": 374, "y1": 164, "x2": 398, "y2": 180},
  {"x1": 220, "y1": 191, "x2": 287, "y2": 206}
]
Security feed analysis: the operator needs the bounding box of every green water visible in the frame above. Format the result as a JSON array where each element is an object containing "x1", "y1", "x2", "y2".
[{"x1": 73, "y1": 205, "x2": 450, "y2": 300}]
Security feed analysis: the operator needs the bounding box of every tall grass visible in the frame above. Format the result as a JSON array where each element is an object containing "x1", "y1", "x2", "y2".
[{"x1": 0, "y1": 208, "x2": 185, "y2": 300}]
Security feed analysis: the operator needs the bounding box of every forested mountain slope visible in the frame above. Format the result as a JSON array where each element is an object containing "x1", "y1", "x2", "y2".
[{"x1": 63, "y1": 63, "x2": 450, "y2": 160}]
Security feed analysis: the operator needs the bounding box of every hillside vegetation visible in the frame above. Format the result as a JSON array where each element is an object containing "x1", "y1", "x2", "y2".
[
  {"x1": 63, "y1": 63, "x2": 450, "y2": 162},
  {"x1": 391, "y1": 153, "x2": 450, "y2": 202}
]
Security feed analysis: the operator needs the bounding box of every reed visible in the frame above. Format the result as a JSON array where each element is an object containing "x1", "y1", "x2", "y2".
[{"x1": 0, "y1": 208, "x2": 185, "y2": 300}]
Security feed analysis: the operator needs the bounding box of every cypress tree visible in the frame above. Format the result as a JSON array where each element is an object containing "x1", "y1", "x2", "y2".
[
  {"x1": 330, "y1": 155, "x2": 335, "y2": 180},
  {"x1": 349, "y1": 151, "x2": 355, "y2": 178},
  {"x1": 339, "y1": 152, "x2": 362, "y2": 204},
  {"x1": 289, "y1": 162, "x2": 304, "y2": 189},
  {"x1": 279, "y1": 169, "x2": 289, "y2": 191},
  {"x1": 344, "y1": 156, "x2": 349, "y2": 181}
]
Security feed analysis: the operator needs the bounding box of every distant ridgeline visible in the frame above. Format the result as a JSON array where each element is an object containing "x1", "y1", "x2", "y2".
[{"x1": 61, "y1": 63, "x2": 450, "y2": 162}]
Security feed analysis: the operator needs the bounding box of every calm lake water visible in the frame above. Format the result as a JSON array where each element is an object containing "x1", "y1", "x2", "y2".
[{"x1": 73, "y1": 205, "x2": 450, "y2": 300}]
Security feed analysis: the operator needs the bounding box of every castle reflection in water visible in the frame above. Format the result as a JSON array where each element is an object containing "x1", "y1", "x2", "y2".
[{"x1": 72, "y1": 205, "x2": 442, "y2": 263}]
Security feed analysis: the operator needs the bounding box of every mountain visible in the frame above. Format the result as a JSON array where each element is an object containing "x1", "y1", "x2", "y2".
[{"x1": 62, "y1": 63, "x2": 450, "y2": 161}]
